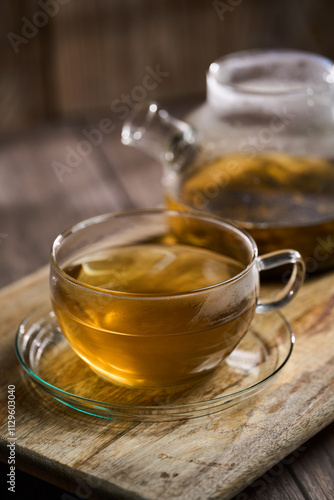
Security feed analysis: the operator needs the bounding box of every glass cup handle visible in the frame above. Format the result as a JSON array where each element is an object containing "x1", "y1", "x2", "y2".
[{"x1": 256, "y1": 250, "x2": 305, "y2": 313}]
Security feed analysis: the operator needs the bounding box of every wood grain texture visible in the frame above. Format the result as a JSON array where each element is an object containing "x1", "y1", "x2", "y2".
[
  {"x1": 0, "y1": 264, "x2": 333, "y2": 499},
  {"x1": 0, "y1": 126, "x2": 131, "y2": 287},
  {"x1": 238, "y1": 423, "x2": 334, "y2": 499}
]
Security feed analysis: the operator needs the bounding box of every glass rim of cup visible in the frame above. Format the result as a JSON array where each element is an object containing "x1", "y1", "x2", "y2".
[{"x1": 50, "y1": 208, "x2": 259, "y2": 298}]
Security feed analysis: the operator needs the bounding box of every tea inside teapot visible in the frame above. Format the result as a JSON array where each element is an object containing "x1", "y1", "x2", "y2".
[{"x1": 166, "y1": 151, "x2": 334, "y2": 274}]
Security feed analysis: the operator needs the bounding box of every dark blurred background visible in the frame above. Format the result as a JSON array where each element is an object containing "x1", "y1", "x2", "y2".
[{"x1": 1, "y1": 0, "x2": 334, "y2": 133}]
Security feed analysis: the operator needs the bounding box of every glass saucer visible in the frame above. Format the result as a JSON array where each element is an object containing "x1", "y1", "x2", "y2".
[{"x1": 15, "y1": 304, "x2": 294, "y2": 422}]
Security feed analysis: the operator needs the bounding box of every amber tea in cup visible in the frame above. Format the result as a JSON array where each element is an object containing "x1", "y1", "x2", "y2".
[{"x1": 50, "y1": 210, "x2": 304, "y2": 388}]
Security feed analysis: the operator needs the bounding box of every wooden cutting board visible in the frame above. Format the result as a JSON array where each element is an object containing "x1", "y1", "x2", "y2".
[{"x1": 0, "y1": 266, "x2": 333, "y2": 500}]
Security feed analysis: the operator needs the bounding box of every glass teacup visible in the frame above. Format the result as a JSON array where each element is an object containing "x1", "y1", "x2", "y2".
[{"x1": 50, "y1": 209, "x2": 304, "y2": 389}]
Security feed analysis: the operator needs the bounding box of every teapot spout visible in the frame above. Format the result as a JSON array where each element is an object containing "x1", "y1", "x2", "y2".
[{"x1": 121, "y1": 102, "x2": 197, "y2": 170}]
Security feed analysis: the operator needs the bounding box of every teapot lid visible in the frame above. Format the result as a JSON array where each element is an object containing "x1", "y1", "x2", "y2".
[{"x1": 207, "y1": 49, "x2": 334, "y2": 110}]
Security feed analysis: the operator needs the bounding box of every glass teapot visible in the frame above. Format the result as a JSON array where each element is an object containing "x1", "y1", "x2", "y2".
[{"x1": 121, "y1": 50, "x2": 334, "y2": 274}]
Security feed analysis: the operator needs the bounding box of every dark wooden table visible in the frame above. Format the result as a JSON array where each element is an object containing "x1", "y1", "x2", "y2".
[{"x1": 0, "y1": 103, "x2": 333, "y2": 499}]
